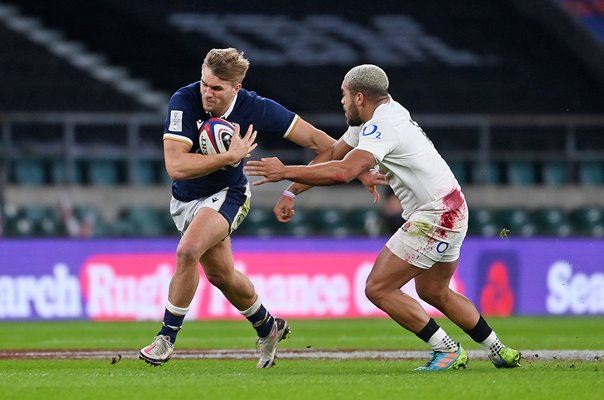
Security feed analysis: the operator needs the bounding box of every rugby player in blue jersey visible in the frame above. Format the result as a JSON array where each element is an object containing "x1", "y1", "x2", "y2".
[{"x1": 140, "y1": 48, "x2": 352, "y2": 368}]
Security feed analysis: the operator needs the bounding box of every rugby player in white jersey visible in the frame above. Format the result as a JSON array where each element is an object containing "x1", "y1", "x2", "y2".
[
  {"x1": 245, "y1": 64, "x2": 522, "y2": 370},
  {"x1": 139, "y1": 48, "x2": 381, "y2": 368}
]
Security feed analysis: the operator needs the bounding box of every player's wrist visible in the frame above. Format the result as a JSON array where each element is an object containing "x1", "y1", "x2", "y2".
[
  {"x1": 282, "y1": 190, "x2": 296, "y2": 199},
  {"x1": 224, "y1": 151, "x2": 240, "y2": 165}
]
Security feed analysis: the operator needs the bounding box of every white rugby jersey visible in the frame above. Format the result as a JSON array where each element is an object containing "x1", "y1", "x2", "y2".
[{"x1": 342, "y1": 97, "x2": 460, "y2": 219}]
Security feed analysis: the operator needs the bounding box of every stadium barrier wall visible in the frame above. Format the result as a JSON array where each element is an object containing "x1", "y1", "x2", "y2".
[{"x1": 0, "y1": 237, "x2": 602, "y2": 320}]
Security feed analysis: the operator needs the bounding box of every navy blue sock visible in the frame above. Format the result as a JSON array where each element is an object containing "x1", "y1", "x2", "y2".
[
  {"x1": 464, "y1": 315, "x2": 493, "y2": 343},
  {"x1": 416, "y1": 318, "x2": 440, "y2": 342},
  {"x1": 245, "y1": 304, "x2": 274, "y2": 337},
  {"x1": 157, "y1": 309, "x2": 185, "y2": 344}
]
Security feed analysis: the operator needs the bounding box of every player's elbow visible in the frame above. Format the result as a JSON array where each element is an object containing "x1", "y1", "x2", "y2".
[{"x1": 165, "y1": 163, "x2": 186, "y2": 180}]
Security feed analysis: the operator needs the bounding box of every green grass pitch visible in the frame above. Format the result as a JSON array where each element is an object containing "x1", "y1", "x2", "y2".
[{"x1": 1, "y1": 317, "x2": 603, "y2": 400}]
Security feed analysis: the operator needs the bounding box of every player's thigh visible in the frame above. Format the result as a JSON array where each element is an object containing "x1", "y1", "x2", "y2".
[
  {"x1": 367, "y1": 246, "x2": 424, "y2": 292},
  {"x1": 179, "y1": 207, "x2": 230, "y2": 258}
]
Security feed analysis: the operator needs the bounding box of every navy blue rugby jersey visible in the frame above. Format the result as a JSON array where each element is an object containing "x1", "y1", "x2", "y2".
[{"x1": 163, "y1": 81, "x2": 298, "y2": 201}]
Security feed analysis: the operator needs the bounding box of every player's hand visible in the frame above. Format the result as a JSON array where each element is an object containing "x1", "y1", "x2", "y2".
[
  {"x1": 358, "y1": 169, "x2": 388, "y2": 204},
  {"x1": 244, "y1": 157, "x2": 286, "y2": 185},
  {"x1": 273, "y1": 195, "x2": 295, "y2": 223},
  {"x1": 228, "y1": 124, "x2": 257, "y2": 163}
]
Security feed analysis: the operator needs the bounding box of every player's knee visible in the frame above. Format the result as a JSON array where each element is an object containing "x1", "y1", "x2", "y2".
[
  {"x1": 175, "y1": 241, "x2": 202, "y2": 265},
  {"x1": 364, "y1": 280, "x2": 384, "y2": 306}
]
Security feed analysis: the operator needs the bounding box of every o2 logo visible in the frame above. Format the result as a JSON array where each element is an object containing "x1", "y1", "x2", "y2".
[{"x1": 362, "y1": 124, "x2": 381, "y2": 139}]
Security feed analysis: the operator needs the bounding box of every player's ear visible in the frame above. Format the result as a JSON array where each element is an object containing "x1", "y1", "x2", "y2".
[{"x1": 354, "y1": 91, "x2": 364, "y2": 105}]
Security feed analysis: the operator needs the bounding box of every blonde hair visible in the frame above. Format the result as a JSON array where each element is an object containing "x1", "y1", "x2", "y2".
[
  {"x1": 202, "y1": 48, "x2": 250, "y2": 85},
  {"x1": 344, "y1": 64, "x2": 389, "y2": 100}
]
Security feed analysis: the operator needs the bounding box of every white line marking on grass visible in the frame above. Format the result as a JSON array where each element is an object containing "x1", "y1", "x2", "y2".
[{"x1": 0, "y1": 349, "x2": 601, "y2": 361}]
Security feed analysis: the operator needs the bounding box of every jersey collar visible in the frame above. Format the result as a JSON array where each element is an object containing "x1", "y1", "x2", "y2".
[
  {"x1": 219, "y1": 92, "x2": 238, "y2": 119},
  {"x1": 373, "y1": 95, "x2": 392, "y2": 117}
]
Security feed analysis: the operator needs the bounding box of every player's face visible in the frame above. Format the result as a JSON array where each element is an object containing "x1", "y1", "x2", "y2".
[
  {"x1": 200, "y1": 66, "x2": 240, "y2": 117},
  {"x1": 341, "y1": 83, "x2": 363, "y2": 126}
]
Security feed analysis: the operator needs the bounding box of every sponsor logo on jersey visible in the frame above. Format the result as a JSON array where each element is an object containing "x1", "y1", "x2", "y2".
[
  {"x1": 169, "y1": 110, "x2": 183, "y2": 132},
  {"x1": 362, "y1": 124, "x2": 381, "y2": 139}
]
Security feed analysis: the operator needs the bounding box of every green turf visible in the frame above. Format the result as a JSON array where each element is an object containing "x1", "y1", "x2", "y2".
[
  {"x1": 3, "y1": 317, "x2": 604, "y2": 350},
  {"x1": 0, "y1": 359, "x2": 602, "y2": 400},
  {"x1": 1, "y1": 317, "x2": 603, "y2": 400}
]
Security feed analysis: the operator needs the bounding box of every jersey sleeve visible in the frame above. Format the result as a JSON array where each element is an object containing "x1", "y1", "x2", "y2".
[
  {"x1": 163, "y1": 91, "x2": 196, "y2": 147},
  {"x1": 249, "y1": 95, "x2": 297, "y2": 137},
  {"x1": 354, "y1": 120, "x2": 397, "y2": 162},
  {"x1": 342, "y1": 126, "x2": 361, "y2": 147}
]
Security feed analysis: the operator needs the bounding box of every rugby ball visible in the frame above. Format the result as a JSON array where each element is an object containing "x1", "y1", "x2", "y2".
[
  {"x1": 199, "y1": 118, "x2": 240, "y2": 167},
  {"x1": 199, "y1": 118, "x2": 235, "y2": 155}
]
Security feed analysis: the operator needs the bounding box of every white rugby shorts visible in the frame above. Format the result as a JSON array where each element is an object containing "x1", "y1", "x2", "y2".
[
  {"x1": 386, "y1": 202, "x2": 468, "y2": 270},
  {"x1": 170, "y1": 185, "x2": 251, "y2": 235}
]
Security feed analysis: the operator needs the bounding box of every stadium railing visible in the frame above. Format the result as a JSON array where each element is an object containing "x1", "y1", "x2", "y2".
[
  {"x1": 3, "y1": 112, "x2": 604, "y2": 186},
  {"x1": 2, "y1": 112, "x2": 604, "y2": 237}
]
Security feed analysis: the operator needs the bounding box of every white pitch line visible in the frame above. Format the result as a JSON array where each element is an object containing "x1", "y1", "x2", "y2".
[{"x1": 0, "y1": 349, "x2": 601, "y2": 361}]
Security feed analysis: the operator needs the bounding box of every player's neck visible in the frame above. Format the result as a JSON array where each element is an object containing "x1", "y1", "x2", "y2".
[{"x1": 362, "y1": 96, "x2": 389, "y2": 122}]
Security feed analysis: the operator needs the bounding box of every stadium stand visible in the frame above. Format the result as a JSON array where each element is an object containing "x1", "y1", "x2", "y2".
[
  {"x1": 542, "y1": 160, "x2": 570, "y2": 185},
  {"x1": 4, "y1": 0, "x2": 604, "y2": 115},
  {"x1": 2, "y1": 1, "x2": 604, "y2": 238},
  {"x1": 3, "y1": 201, "x2": 604, "y2": 238},
  {"x1": 0, "y1": 13, "x2": 152, "y2": 112}
]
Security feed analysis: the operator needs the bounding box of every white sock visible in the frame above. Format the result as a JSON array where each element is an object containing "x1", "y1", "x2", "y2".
[
  {"x1": 480, "y1": 331, "x2": 504, "y2": 356},
  {"x1": 428, "y1": 328, "x2": 458, "y2": 352},
  {"x1": 166, "y1": 300, "x2": 189, "y2": 316},
  {"x1": 240, "y1": 296, "x2": 262, "y2": 317}
]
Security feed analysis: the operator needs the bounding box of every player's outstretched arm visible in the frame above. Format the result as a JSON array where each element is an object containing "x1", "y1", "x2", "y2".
[
  {"x1": 286, "y1": 118, "x2": 336, "y2": 153},
  {"x1": 245, "y1": 148, "x2": 377, "y2": 187},
  {"x1": 270, "y1": 137, "x2": 353, "y2": 223}
]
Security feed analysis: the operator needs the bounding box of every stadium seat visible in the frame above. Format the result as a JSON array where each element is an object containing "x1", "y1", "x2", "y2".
[
  {"x1": 542, "y1": 161, "x2": 569, "y2": 186},
  {"x1": 238, "y1": 207, "x2": 281, "y2": 237},
  {"x1": 467, "y1": 207, "x2": 498, "y2": 237},
  {"x1": 14, "y1": 205, "x2": 65, "y2": 237},
  {"x1": 277, "y1": 208, "x2": 313, "y2": 237},
  {"x1": 345, "y1": 208, "x2": 385, "y2": 237},
  {"x1": 532, "y1": 207, "x2": 572, "y2": 236},
  {"x1": 570, "y1": 206, "x2": 604, "y2": 236},
  {"x1": 158, "y1": 209, "x2": 178, "y2": 236},
  {"x1": 577, "y1": 161, "x2": 604, "y2": 186},
  {"x1": 87, "y1": 160, "x2": 119, "y2": 185},
  {"x1": 136, "y1": 160, "x2": 158, "y2": 185},
  {"x1": 507, "y1": 161, "x2": 536, "y2": 186},
  {"x1": 495, "y1": 208, "x2": 536, "y2": 237},
  {"x1": 4, "y1": 215, "x2": 32, "y2": 236},
  {"x1": 471, "y1": 162, "x2": 502, "y2": 185},
  {"x1": 448, "y1": 161, "x2": 467, "y2": 184},
  {"x1": 115, "y1": 207, "x2": 164, "y2": 236},
  {"x1": 70, "y1": 205, "x2": 112, "y2": 237},
  {"x1": 13, "y1": 159, "x2": 45, "y2": 185},
  {"x1": 3, "y1": 204, "x2": 23, "y2": 236},
  {"x1": 159, "y1": 167, "x2": 172, "y2": 184},
  {"x1": 50, "y1": 159, "x2": 84, "y2": 185},
  {"x1": 308, "y1": 208, "x2": 350, "y2": 237}
]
